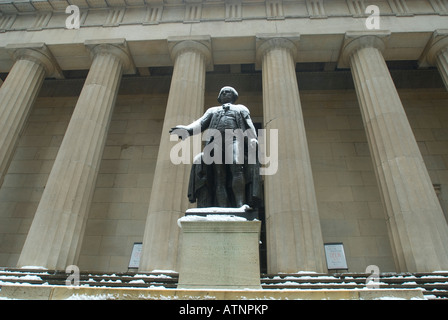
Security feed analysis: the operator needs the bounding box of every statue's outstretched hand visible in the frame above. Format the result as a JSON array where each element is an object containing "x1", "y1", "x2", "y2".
[
  {"x1": 249, "y1": 138, "x2": 258, "y2": 148},
  {"x1": 169, "y1": 125, "x2": 190, "y2": 140},
  {"x1": 169, "y1": 127, "x2": 178, "y2": 134}
]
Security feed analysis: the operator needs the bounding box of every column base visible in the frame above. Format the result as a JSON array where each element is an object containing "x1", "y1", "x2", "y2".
[{"x1": 177, "y1": 211, "x2": 261, "y2": 290}]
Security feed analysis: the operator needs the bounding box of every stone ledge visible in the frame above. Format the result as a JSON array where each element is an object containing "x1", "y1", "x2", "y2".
[{"x1": 0, "y1": 284, "x2": 425, "y2": 300}]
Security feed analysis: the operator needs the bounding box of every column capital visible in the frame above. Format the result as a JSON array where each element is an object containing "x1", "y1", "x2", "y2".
[
  {"x1": 338, "y1": 30, "x2": 391, "y2": 68},
  {"x1": 85, "y1": 38, "x2": 136, "y2": 74},
  {"x1": 419, "y1": 29, "x2": 448, "y2": 67},
  {"x1": 255, "y1": 33, "x2": 300, "y2": 69},
  {"x1": 167, "y1": 35, "x2": 213, "y2": 71},
  {"x1": 6, "y1": 43, "x2": 63, "y2": 79}
]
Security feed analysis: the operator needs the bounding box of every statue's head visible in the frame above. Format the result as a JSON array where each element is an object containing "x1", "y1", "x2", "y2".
[{"x1": 217, "y1": 86, "x2": 238, "y2": 104}]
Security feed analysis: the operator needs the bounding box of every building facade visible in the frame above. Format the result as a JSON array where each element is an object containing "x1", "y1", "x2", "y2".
[{"x1": 0, "y1": 0, "x2": 448, "y2": 275}]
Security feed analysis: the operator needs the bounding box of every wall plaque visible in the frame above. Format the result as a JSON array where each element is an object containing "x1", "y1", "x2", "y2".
[
  {"x1": 128, "y1": 242, "x2": 142, "y2": 269},
  {"x1": 324, "y1": 242, "x2": 348, "y2": 270}
]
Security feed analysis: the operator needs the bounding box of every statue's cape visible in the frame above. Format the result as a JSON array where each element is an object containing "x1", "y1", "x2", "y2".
[{"x1": 187, "y1": 152, "x2": 263, "y2": 208}]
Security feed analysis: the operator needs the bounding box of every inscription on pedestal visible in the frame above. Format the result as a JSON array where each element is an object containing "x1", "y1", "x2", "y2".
[{"x1": 177, "y1": 217, "x2": 261, "y2": 289}]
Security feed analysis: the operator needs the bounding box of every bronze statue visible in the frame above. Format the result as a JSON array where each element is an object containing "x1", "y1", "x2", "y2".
[{"x1": 170, "y1": 86, "x2": 262, "y2": 209}]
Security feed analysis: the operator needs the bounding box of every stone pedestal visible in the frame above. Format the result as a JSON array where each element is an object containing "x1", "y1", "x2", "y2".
[{"x1": 177, "y1": 213, "x2": 261, "y2": 290}]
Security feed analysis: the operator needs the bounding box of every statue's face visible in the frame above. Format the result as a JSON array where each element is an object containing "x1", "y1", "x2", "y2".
[{"x1": 219, "y1": 89, "x2": 235, "y2": 104}]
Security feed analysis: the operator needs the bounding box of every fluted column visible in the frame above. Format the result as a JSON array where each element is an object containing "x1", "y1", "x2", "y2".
[
  {"x1": 17, "y1": 39, "x2": 135, "y2": 270},
  {"x1": 423, "y1": 29, "x2": 448, "y2": 90},
  {"x1": 0, "y1": 43, "x2": 62, "y2": 186},
  {"x1": 341, "y1": 32, "x2": 448, "y2": 272},
  {"x1": 139, "y1": 36, "x2": 212, "y2": 271},
  {"x1": 256, "y1": 34, "x2": 326, "y2": 273}
]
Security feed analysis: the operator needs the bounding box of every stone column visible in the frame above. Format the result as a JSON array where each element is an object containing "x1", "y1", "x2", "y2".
[
  {"x1": 341, "y1": 31, "x2": 448, "y2": 272},
  {"x1": 139, "y1": 36, "x2": 212, "y2": 272},
  {"x1": 0, "y1": 43, "x2": 62, "y2": 186},
  {"x1": 422, "y1": 29, "x2": 448, "y2": 90},
  {"x1": 17, "y1": 39, "x2": 135, "y2": 270},
  {"x1": 256, "y1": 34, "x2": 327, "y2": 274}
]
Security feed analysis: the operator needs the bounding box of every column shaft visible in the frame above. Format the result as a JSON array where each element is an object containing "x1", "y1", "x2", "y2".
[
  {"x1": 139, "y1": 38, "x2": 211, "y2": 271},
  {"x1": 435, "y1": 47, "x2": 448, "y2": 90},
  {"x1": 258, "y1": 36, "x2": 326, "y2": 273},
  {"x1": 347, "y1": 40, "x2": 448, "y2": 272},
  {"x1": 17, "y1": 42, "x2": 130, "y2": 269},
  {"x1": 0, "y1": 46, "x2": 53, "y2": 186}
]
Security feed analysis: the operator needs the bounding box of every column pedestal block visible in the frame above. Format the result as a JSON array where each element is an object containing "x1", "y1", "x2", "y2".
[{"x1": 177, "y1": 213, "x2": 261, "y2": 290}]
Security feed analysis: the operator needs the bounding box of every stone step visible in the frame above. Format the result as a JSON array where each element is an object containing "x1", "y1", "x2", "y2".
[
  {"x1": 1, "y1": 268, "x2": 447, "y2": 299},
  {"x1": 0, "y1": 268, "x2": 179, "y2": 288},
  {"x1": 260, "y1": 272, "x2": 448, "y2": 299}
]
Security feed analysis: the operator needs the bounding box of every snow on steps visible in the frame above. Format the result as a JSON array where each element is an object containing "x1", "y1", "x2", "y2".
[
  {"x1": 0, "y1": 268, "x2": 447, "y2": 299},
  {"x1": 262, "y1": 272, "x2": 448, "y2": 300}
]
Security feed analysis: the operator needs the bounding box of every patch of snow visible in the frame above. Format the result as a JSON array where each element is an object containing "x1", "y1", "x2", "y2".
[
  {"x1": 283, "y1": 276, "x2": 337, "y2": 280},
  {"x1": 0, "y1": 275, "x2": 42, "y2": 281},
  {"x1": 279, "y1": 271, "x2": 318, "y2": 274},
  {"x1": 100, "y1": 279, "x2": 122, "y2": 283},
  {"x1": 19, "y1": 266, "x2": 48, "y2": 270},
  {"x1": 66, "y1": 293, "x2": 117, "y2": 300},
  {"x1": 129, "y1": 279, "x2": 146, "y2": 284},
  {"x1": 186, "y1": 205, "x2": 251, "y2": 214},
  {"x1": 133, "y1": 273, "x2": 172, "y2": 279},
  {"x1": 178, "y1": 214, "x2": 247, "y2": 228},
  {"x1": 388, "y1": 275, "x2": 417, "y2": 279},
  {"x1": 149, "y1": 285, "x2": 167, "y2": 289},
  {"x1": 0, "y1": 281, "x2": 38, "y2": 286},
  {"x1": 0, "y1": 270, "x2": 49, "y2": 275},
  {"x1": 371, "y1": 296, "x2": 407, "y2": 300},
  {"x1": 151, "y1": 269, "x2": 178, "y2": 273}
]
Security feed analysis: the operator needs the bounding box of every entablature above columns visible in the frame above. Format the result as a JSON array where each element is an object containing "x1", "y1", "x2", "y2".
[
  {"x1": 0, "y1": 30, "x2": 444, "y2": 74},
  {"x1": 0, "y1": 0, "x2": 447, "y2": 74},
  {"x1": 1, "y1": 0, "x2": 448, "y2": 16},
  {"x1": 0, "y1": 19, "x2": 447, "y2": 75}
]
